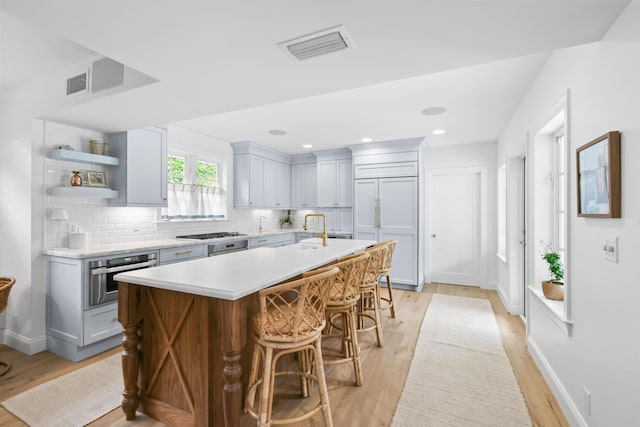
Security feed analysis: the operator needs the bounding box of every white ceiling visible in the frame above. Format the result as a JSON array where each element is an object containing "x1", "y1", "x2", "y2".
[{"x1": 0, "y1": 1, "x2": 631, "y2": 154}]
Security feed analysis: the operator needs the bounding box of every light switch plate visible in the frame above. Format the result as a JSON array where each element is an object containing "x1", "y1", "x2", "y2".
[{"x1": 604, "y1": 236, "x2": 618, "y2": 263}]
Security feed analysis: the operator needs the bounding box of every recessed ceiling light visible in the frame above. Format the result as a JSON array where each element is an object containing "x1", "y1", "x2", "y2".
[
  {"x1": 303, "y1": 144, "x2": 313, "y2": 149},
  {"x1": 361, "y1": 137, "x2": 372, "y2": 143},
  {"x1": 422, "y1": 107, "x2": 447, "y2": 116},
  {"x1": 432, "y1": 129, "x2": 446, "y2": 135},
  {"x1": 268, "y1": 129, "x2": 287, "y2": 136}
]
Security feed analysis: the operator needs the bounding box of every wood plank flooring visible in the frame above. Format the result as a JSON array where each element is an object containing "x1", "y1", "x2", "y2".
[{"x1": 0, "y1": 283, "x2": 568, "y2": 426}]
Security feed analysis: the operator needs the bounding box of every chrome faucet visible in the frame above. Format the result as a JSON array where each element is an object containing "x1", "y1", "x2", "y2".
[
  {"x1": 259, "y1": 215, "x2": 267, "y2": 233},
  {"x1": 303, "y1": 213, "x2": 328, "y2": 246}
]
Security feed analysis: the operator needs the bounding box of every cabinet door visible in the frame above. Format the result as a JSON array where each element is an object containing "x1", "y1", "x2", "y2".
[
  {"x1": 316, "y1": 161, "x2": 337, "y2": 207},
  {"x1": 126, "y1": 127, "x2": 167, "y2": 206},
  {"x1": 304, "y1": 164, "x2": 317, "y2": 208},
  {"x1": 318, "y1": 208, "x2": 337, "y2": 232},
  {"x1": 249, "y1": 155, "x2": 265, "y2": 207},
  {"x1": 275, "y1": 161, "x2": 290, "y2": 208},
  {"x1": 336, "y1": 159, "x2": 353, "y2": 207},
  {"x1": 264, "y1": 159, "x2": 277, "y2": 208},
  {"x1": 353, "y1": 179, "x2": 378, "y2": 240},
  {"x1": 291, "y1": 164, "x2": 306, "y2": 208},
  {"x1": 234, "y1": 154, "x2": 251, "y2": 207},
  {"x1": 379, "y1": 177, "x2": 418, "y2": 287},
  {"x1": 336, "y1": 208, "x2": 353, "y2": 232}
]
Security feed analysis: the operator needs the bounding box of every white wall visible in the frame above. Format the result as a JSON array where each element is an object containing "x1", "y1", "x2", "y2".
[
  {"x1": 424, "y1": 141, "x2": 498, "y2": 288},
  {"x1": 497, "y1": 3, "x2": 640, "y2": 425}
]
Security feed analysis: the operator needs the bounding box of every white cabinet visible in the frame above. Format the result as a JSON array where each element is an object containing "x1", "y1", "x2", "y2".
[
  {"x1": 354, "y1": 177, "x2": 418, "y2": 287},
  {"x1": 108, "y1": 127, "x2": 168, "y2": 207},
  {"x1": 250, "y1": 233, "x2": 295, "y2": 248},
  {"x1": 291, "y1": 163, "x2": 317, "y2": 208},
  {"x1": 318, "y1": 208, "x2": 352, "y2": 233},
  {"x1": 317, "y1": 158, "x2": 352, "y2": 207},
  {"x1": 46, "y1": 256, "x2": 124, "y2": 361},
  {"x1": 159, "y1": 244, "x2": 205, "y2": 265},
  {"x1": 232, "y1": 141, "x2": 291, "y2": 209},
  {"x1": 265, "y1": 160, "x2": 291, "y2": 208}
]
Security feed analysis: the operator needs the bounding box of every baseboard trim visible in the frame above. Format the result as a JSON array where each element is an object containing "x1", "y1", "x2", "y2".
[
  {"x1": 527, "y1": 335, "x2": 588, "y2": 427},
  {"x1": 3, "y1": 329, "x2": 47, "y2": 355}
]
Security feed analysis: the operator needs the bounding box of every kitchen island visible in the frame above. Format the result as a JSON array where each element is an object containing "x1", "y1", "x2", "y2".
[{"x1": 114, "y1": 238, "x2": 375, "y2": 427}]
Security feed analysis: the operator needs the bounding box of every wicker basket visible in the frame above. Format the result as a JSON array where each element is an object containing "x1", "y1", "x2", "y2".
[{"x1": 0, "y1": 277, "x2": 16, "y2": 313}]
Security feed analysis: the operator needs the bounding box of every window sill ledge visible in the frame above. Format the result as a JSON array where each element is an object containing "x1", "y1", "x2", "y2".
[{"x1": 528, "y1": 285, "x2": 572, "y2": 336}]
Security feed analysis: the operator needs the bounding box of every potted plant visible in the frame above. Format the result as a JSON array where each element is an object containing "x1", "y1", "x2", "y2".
[
  {"x1": 280, "y1": 210, "x2": 293, "y2": 229},
  {"x1": 540, "y1": 241, "x2": 564, "y2": 301}
]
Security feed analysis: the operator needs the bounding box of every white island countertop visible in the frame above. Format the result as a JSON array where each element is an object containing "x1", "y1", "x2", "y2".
[{"x1": 114, "y1": 238, "x2": 375, "y2": 301}]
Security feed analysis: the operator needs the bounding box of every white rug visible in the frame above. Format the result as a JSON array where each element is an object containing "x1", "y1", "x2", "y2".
[
  {"x1": 2, "y1": 354, "x2": 122, "y2": 427},
  {"x1": 391, "y1": 294, "x2": 531, "y2": 427}
]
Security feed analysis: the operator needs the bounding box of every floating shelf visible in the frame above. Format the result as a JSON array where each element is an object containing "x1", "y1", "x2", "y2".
[
  {"x1": 49, "y1": 187, "x2": 119, "y2": 198},
  {"x1": 50, "y1": 149, "x2": 120, "y2": 166}
]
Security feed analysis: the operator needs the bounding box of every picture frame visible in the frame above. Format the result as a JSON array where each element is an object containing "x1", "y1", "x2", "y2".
[
  {"x1": 576, "y1": 131, "x2": 620, "y2": 218},
  {"x1": 87, "y1": 171, "x2": 107, "y2": 187}
]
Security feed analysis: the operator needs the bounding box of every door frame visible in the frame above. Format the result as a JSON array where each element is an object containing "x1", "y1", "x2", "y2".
[{"x1": 425, "y1": 166, "x2": 488, "y2": 288}]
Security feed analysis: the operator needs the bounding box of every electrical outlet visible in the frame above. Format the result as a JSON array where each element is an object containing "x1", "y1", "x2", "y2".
[
  {"x1": 603, "y1": 236, "x2": 618, "y2": 263},
  {"x1": 583, "y1": 387, "x2": 591, "y2": 416}
]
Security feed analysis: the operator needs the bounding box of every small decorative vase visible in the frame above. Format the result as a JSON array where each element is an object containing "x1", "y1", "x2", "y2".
[
  {"x1": 542, "y1": 280, "x2": 564, "y2": 301},
  {"x1": 71, "y1": 171, "x2": 82, "y2": 187}
]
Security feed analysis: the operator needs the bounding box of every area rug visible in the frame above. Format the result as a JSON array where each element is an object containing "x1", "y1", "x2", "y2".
[
  {"x1": 391, "y1": 294, "x2": 531, "y2": 426},
  {"x1": 2, "y1": 354, "x2": 122, "y2": 427}
]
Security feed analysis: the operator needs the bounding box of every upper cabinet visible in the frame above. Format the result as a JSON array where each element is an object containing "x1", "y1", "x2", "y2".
[
  {"x1": 290, "y1": 154, "x2": 317, "y2": 209},
  {"x1": 108, "y1": 127, "x2": 168, "y2": 207},
  {"x1": 315, "y1": 149, "x2": 352, "y2": 208},
  {"x1": 232, "y1": 141, "x2": 291, "y2": 209}
]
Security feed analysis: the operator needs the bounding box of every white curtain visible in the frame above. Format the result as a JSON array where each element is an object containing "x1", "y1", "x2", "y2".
[{"x1": 161, "y1": 184, "x2": 225, "y2": 220}]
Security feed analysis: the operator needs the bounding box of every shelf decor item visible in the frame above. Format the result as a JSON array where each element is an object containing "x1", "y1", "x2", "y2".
[
  {"x1": 577, "y1": 130, "x2": 621, "y2": 218},
  {"x1": 87, "y1": 171, "x2": 107, "y2": 187},
  {"x1": 70, "y1": 171, "x2": 82, "y2": 187},
  {"x1": 540, "y1": 241, "x2": 564, "y2": 301},
  {"x1": 90, "y1": 140, "x2": 111, "y2": 155},
  {"x1": 280, "y1": 210, "x2": 293, "y2": 228}
]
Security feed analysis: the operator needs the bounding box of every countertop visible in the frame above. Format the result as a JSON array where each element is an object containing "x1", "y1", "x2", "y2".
[
  {"x1": 43, "y1": 229, "x2": 302, "y2": 259},
  {"x1": 114, "y1": 238, "x2": 375, "y2": 300}
]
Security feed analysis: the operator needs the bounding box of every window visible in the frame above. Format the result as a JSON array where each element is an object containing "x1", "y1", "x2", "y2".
[
  {"x1": 162, "y1": 152, "x2": 226, "y2": 221},
  {"x1": 554, "y1": 132, "x2": 566, "y2": 268}
]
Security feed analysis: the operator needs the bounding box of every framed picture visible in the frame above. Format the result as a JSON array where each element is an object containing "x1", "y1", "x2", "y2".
[
  {"x1": 87, "y1": 171, "x2": 107, "y2": 187},
  {"x1": 576, "y1": 131, "x2": 620, "y2": 218}
]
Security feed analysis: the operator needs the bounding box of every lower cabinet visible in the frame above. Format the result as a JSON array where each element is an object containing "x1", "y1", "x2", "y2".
[
  {"x1": 159, "y1": 244, "x2": 205, "y2": 265},
  {"x1": 250, "y1": 233, "x2": 295, "y2": 248},
  {"x1": 83, "y1": 303, "x2": 120, "y2": 345}
]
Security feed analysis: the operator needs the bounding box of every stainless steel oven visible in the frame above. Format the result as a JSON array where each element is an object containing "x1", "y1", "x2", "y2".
[{"x1": 89, "y1": 253, "x2": 158, "y2": 306}]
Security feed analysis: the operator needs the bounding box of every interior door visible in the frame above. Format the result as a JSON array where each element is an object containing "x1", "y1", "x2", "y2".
[{"x1": 429, "y1": 171, "x2": 481, "y2": 286}]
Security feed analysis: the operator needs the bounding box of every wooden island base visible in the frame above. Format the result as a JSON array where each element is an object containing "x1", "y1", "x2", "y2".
[{"x1": 118, "y1": 282, "x2": 259, "y2": 427}]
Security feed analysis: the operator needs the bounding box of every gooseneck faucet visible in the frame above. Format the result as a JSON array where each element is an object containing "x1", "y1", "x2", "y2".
[{"x1": 303, "y1": 213, "x2": 328, "y2": 246}]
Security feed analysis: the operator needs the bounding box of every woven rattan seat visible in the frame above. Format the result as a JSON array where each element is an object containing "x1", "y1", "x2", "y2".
[
  {"x1": 313, "y1": 252, "x2": 370, "y2": 386},
  {"x1": 355, "y1": 244, "x2": 388, "y2": 347},
  {"x1": 378, "y1": 240, "x2": 397, "y2": 318},
  {"x1": 245, "y1": 267, "x2": 339, "y2": 427},
  {"x1": 0, "y1": 277, "x2": 16, "y2": 377}
]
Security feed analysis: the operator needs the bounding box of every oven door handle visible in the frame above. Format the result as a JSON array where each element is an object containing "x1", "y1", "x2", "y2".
[{"x1": 90, "y1": 260, "x2": 158, "y2": 275}]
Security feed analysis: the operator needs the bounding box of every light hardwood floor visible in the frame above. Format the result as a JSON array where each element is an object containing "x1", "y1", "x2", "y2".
[{"x1": 0, "y1": 283, "x2": 568, "y2": 426}]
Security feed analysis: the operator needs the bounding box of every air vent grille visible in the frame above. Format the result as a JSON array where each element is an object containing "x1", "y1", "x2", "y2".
[
  {"x1": 279, "y1": 25, "x2": 354, "y2": 61},
  {"x1": 66, "y1": 72, "x2": 88, "y2": 96}
]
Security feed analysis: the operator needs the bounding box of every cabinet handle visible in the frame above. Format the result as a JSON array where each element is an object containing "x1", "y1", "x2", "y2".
[
  {"x1": 375, "y1": 198, "x2": 381, "y2": 228},
  {"x1": 175, "y1": 250, "x2": 193, "y2": 255},
  {"x1": 258, "y1": 239, "x2": 267, "y2": 243}
]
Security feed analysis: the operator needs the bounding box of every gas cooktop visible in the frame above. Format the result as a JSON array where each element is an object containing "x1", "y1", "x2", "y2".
[{"x1": 176, "y1": 231, "x2": 247, "y2": 240}]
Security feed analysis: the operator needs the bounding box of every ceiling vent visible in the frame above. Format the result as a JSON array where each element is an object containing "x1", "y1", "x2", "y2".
[
  {"x1": 66, "y1": 71, "x2": 89, "y2": 96},
  {"x1": 278, "y1": 25, "x2": 354, "y2": 61}
]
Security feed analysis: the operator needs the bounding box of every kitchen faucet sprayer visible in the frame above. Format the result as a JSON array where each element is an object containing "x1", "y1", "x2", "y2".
[{"x1": 303, "y1": 213, "x2": 328, "y2": 246}]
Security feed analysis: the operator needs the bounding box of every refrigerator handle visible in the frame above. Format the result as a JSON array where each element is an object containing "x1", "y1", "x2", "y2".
[{"x1": 375, "y1": 198, "x2": 381, "y2": 228}]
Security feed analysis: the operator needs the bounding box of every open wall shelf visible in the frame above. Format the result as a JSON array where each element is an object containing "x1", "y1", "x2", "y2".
[{"x1": 50, "y1": 149, "x2": 120, "y2": 166}]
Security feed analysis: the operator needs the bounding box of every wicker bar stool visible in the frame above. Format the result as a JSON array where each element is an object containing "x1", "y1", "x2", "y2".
[
  {"x1": 245, "y1": 267, "x2": 339, "y2": 427},
  {"x1": 378, "y1": 240, "x2": 397, "y2": 318},
  {"x1": 313, "y1": 252, "x2": 370, "y2": 387},
  {"x1": 0, "y1": 277, "x2": 16, "y2": 377},
  {"x1": 356, "y1": 244, "x2": 388, "y2": 348}
]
